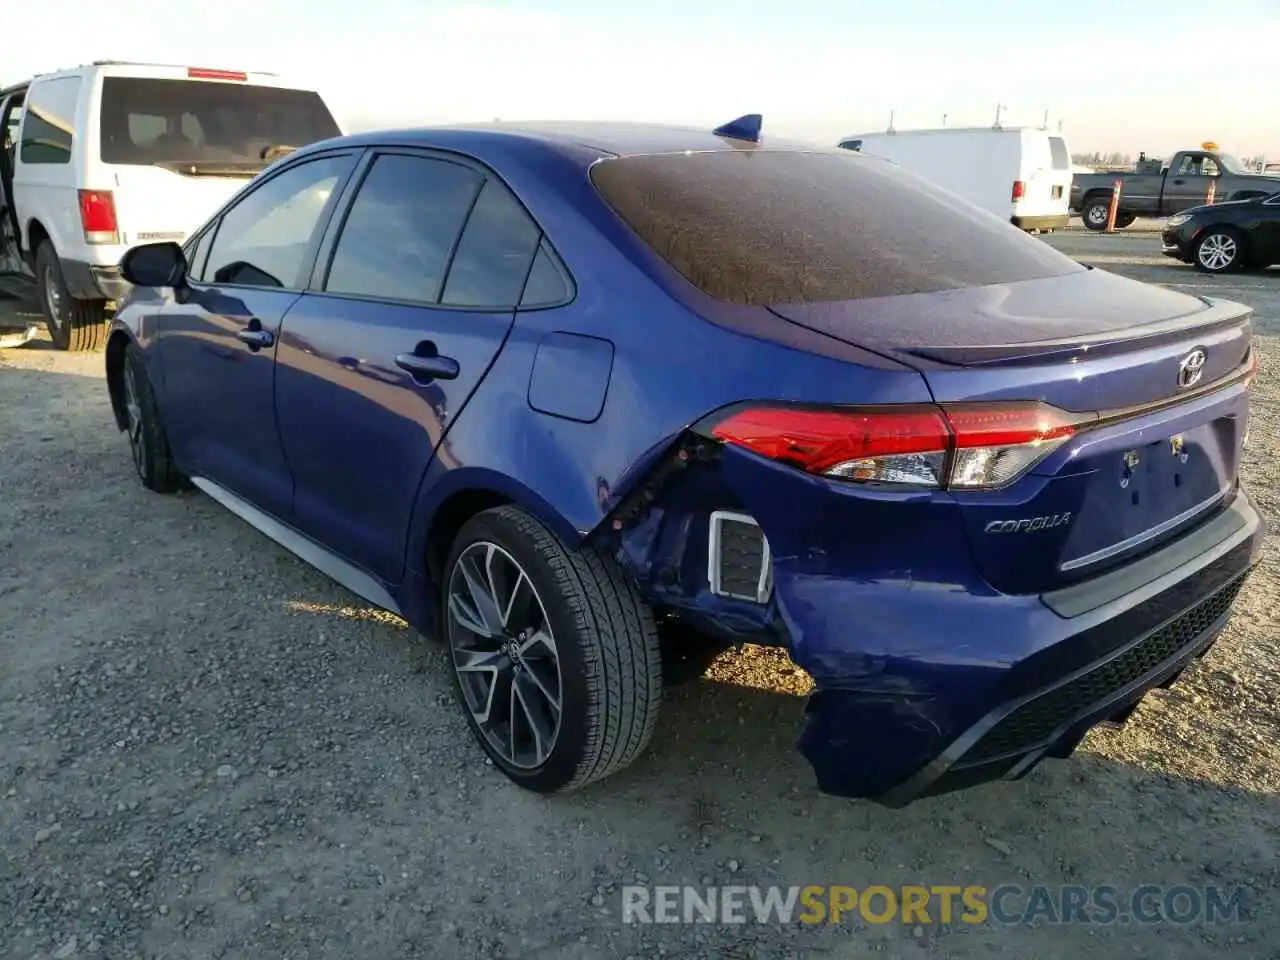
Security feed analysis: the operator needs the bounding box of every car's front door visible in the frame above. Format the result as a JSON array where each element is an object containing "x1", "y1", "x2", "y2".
[
  {"x1": 1165, "y1": 153, "x2": 1219, "y2": 212},
  {"x1": 0, "y1": 90, "x2": 27, "y2": 271},
  {"x1": 273, "y1": 149, "x2": 545, "y2": 584},
  {"x1": 158, "y1": 150, "x2": 356, "y2": 519}
]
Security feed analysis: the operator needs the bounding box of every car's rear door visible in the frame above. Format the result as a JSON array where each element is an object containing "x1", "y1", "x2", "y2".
[
  {"x1": 157, "y1": 149, "x2": 357, "y2": 519},
  {"x1": 273, "y1": 148, "x2": 545, "y2": 584}
]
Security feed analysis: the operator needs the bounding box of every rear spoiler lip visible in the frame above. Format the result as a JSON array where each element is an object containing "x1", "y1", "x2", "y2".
[{"x1": 894, "y1": 296, "x2": 1252, "y2": 368}]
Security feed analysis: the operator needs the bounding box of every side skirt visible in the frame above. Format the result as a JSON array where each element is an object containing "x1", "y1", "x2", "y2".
[{"x1": 189, "y1": 476, "x2": 403, "y2": 616}]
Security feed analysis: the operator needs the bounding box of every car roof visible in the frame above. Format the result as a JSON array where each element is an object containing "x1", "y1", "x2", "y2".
[{"x1": 317, "y1": 121, "x2": 842, "y2": 166}]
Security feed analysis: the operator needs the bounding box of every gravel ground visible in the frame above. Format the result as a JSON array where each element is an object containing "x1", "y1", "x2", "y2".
[{"x1": 2, "y1": 231, "x2": 1278, "y2": 960}]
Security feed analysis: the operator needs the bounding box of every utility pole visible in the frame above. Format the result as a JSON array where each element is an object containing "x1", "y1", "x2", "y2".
[
  {"x1": 942, "y1": 113, "x2": 948, "y2": 127},
  {"x1": 887, "y1": 109, "x2": 896, "y2": 134},
  {"x1": 993, "y1": 104, "x2": 1006, "y2": 129}
]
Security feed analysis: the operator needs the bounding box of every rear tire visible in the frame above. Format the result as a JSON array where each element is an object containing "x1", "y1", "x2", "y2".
[
  {"x1": 120, "y1": 343, "x2": 184, "y2": 493},
  {"x1": 1082, "y1": 197, "x2": 1113, "y2": 231},
  {"x1": 443, "y1": 505, "x2": 662, "y2": 793},
  {"x1": 1193, "y1": 227, "x2": 1244, "y2": 273},
  {"x1": 1114, "y1": 213, "x2": 1137, "y2": 228},
  {"x1": 36, "y1": 241, "x2": 108, "y2": 351}
]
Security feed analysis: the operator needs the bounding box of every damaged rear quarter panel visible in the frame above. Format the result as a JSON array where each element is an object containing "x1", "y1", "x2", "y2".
[{"x1": 710, "y1": 445, "x2": 1066, "y2": 799}]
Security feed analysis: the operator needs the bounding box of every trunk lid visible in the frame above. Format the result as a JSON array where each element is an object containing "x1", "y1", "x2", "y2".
[{"x1": 769, "y1": 270, "x2": 1255, "y2": 593}]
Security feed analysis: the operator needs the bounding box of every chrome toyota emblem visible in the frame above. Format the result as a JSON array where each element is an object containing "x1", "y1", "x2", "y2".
[{"x1": 1177, "y1": 349, "x2": 1206, "y2": 388}]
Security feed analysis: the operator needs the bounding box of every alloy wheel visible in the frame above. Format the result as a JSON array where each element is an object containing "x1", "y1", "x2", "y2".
[
  {"x1": 122, "y1": 362, "x2": 147, "y2": 477},
  {"x1": 1197, "y1": 233, "x2": 1237, "y2": 271},
  {"x1": 446, "y1": 541, "x2": 563, "y2": 769},
  {"x1": 1086, "y1": 204, "x2": 1108, "y2": 227}
]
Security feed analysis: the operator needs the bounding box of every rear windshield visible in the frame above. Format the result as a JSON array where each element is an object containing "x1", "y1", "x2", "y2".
[
  {"x1": 590, "y1": 150, "x2": 1082, "y2": 305},
  {"x1": 1048, "y1": 137, "x2": 1070, "y2": 170},
  {"x1": 99, "y1": 77, "x2": 341, "y2": 172}
]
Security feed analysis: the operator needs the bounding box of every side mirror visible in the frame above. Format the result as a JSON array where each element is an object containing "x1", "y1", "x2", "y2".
[{"x1": 120, "y1": 241, "x2": 187, "y2": 288}]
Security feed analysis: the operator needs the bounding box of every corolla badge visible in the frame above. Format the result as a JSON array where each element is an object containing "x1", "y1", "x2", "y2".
[
  {"x1": 1177, "y1": 349, "x2": 1207, "y2": 389},
  {"x1": 984, "y1": 513, "x2": 1073, "y2": 534}
]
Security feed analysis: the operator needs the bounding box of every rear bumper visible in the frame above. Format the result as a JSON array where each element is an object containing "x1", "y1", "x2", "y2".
[
  {"x1": 1011, "y1": 214, "x2": 1070, "y2": 231},
  {"x1": 790, "y1": 489, "x2": 1264, "y2": 806},
  {"x1": 61, "y1": 259, "x2": 130, "y2": 303}
]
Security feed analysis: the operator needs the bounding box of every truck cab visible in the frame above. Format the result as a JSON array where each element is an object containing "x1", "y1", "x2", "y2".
[{"x1": 1072, "y1": 146, "x2": 1280, "y2": 230}]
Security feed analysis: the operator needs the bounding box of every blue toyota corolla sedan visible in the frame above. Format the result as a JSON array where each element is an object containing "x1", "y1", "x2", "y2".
[{"x1": 105, "y1": 116, "x2": 1264, "y2": 806}]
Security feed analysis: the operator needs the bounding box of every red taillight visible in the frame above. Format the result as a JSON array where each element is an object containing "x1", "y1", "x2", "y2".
[
  {"x1": 1011, "y1": 180, "x2": 1026, "y2": 201},
  {"x1": 709, "y1": 406, "x2": 950, "y2": 474},
  {"x1": 77, "y1": 189, "x2": 119, "y2": 244},
  {"x1": 187, "y1": 67, "x2": 248, "y2": 81},
  {"x1": 701, "y1": 402, "x2": 1085, "y2": 490}
]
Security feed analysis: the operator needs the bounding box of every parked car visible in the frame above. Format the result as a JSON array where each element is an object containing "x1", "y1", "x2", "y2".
[
  {"x1": 837, "y1": 126, "x2": 1073, "y2": 231},
  {"x1": 1161, "y1": 192, "x2": 1280, "y2": 272},
  {"x1": 0, "y1": 61, "x2": 342, "y2": 350},
  {"x1": 106, "y1": 116, "x2": 1264, "y2": 806},
  {"x1": 1071, "y1": 148, "x2": 1280, "y2": 230}
]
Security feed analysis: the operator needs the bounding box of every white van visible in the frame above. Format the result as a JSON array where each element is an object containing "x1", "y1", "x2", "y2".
[
  {"x1": 836, "y1": 126, "x2": 1073, "y2": 233},
  {"x1": 0, "y1": 62, "x2": 343, "y2": 350}
]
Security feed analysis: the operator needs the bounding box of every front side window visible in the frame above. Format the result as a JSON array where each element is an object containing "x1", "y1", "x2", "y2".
[
  {"x1": 203, "y1": 154, "x2": 350, "y2": 289},
  {"x1": 184, "y1": 227, "x2": 214, "y2": 282},
  {"x1": 325, "y1": 154, "x2": 481, "y2": 305},
  {"x1": 1176, "y1": 155, "x2": 1216, "y2": 177},
  {"x1": 20, "y1": 77, "x2": 81, "y2": 165}
]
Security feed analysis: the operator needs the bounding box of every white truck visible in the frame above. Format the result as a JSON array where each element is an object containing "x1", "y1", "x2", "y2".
[
  {"x1": 0, "y1": 61, "x2": 343, "y2": 349},
  {"x1": 836, "y1": 126, "x2": 1074, "y2": 232}
]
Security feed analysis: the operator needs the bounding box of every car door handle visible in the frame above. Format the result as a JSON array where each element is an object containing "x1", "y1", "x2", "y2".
[
  {"x1": 236, "y1": 320, "x2": 274, "y2": 351},
  {"x1": 395, "y1": 345, "x2": 459, "y2": 382}
]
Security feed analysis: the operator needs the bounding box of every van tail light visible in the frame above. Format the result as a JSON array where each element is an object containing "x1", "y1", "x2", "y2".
[
  {"x1": 696, "y1": 402, "x2": 1087, "y2": 490},
  {"x1": 1011, "y1": 180, "x2": 1026, "y2": 201},
  {"x1": 77, "y1": 190, "x2": 119, "y2": 245}
]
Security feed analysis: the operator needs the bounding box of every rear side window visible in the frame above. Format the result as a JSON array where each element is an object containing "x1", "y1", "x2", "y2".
[
  {"x1": 441, "y1": 179, "x2": 542, "y2": 308},
  {"x1": 1048, "y1": 137, "x2": 1069, "y2": 170},
  {"x1": 519, "y1": 242, "x2": 571, "y2": 307},
  {"x1": 325, "y1": 154, "x2": 481, "y2": 305},
  {"x1": 20, "y1": 77, "x2": 81, "y2": 164},
  {"x1": 99, "y1": 77, "x2": 341, "y2": 172},
  {"x1": 590, "y1": 150, "x2": 1082, "y2": 305}
]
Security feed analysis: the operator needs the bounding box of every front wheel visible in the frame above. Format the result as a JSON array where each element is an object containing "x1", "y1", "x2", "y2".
[
  {"x1": 443, "y1": 505, "x2": 662, "y2": 793},
  {"x1": 1194, "y1": 228, "x2": 1244, "y2": 273}
]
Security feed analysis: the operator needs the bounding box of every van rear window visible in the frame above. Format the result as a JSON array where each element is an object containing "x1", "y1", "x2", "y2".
[
  {"x1": 99, "y1": 77, "x2": 341, "y2": 172},
  {"x1": 590, "y1": 150, "x2": 1081, "y2": 305},
  {"x1": 1048, "y1": 137, "x2": 1070, "y2": 170}
]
